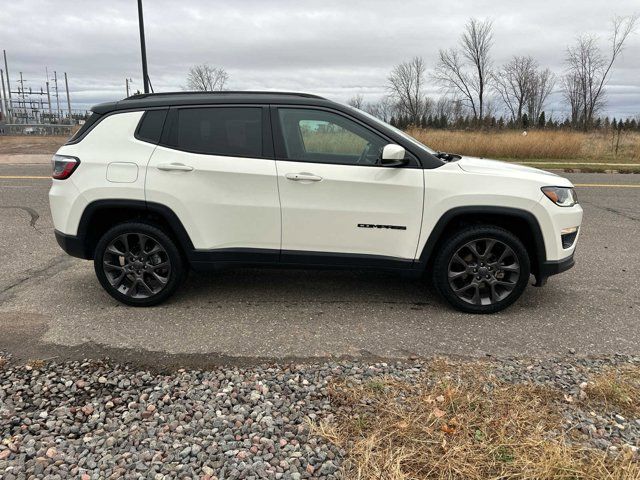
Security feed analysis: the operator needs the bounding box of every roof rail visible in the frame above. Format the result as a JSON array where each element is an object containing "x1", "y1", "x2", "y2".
[{"x1": 124, "y1": 90, "x2": 326, "y2": 100}]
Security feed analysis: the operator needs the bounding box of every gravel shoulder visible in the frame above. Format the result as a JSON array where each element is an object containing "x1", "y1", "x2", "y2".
[{"x1": 1, "y1": 354, "x2": 638, "y2": 479}]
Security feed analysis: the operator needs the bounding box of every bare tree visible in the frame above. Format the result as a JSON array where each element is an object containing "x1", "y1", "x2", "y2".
[
  {"x1": 347, "y1": 94, "x2": 365, "y2": 109},
  {"x1": 364, "y1": 96, "x2": 396, "y2": 122},
  {"x1": 434, "y1": 96, "x2": 463, "y2": 123},
  {"x1": 186, "y1": 64, "x2": 229, "y2": 91},
  {"x1": 564, "y1": 15, "x2": 638, "y2": 129},
  {"x1": 434, "y1": 18, "x2": 494, "y2": 121},
  {"x1": 387, "y1": 56, "x2": 428, "y2": 125},
  {"x1": 562, "y1": 72, "x2": 583, "y2": 126},
  {"x1": 493, "y1": 56, "x2": 536, "y2": 123},
  {"x1": 527, "y1": 67, "x2": 555, "y2": 124},
  {"x1": 493, "y1": 56, "x2": 556, "y2": 126}
]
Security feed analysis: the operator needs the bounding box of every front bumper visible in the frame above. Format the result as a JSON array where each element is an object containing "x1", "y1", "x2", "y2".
[
  {"x1": 533, "y1": 253, "x2": 575, "y2": 287},
  {"x1": 54, "y1": 229, "x2": 91, "y2": 259}
]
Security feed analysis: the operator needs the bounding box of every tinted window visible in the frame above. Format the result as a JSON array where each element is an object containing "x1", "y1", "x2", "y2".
[
  {"x1": 66, "y1": 112, "x2": 102, "y2": 144},
  {"x1": 174, "y1": 107, "x2": 262, "y2": 157},
  {"x1": 136, "y1": 109, "x2": 167, "y2": 144},
  {"x1": 277, "y1": 108, "x2": 387, "y2": 165}
]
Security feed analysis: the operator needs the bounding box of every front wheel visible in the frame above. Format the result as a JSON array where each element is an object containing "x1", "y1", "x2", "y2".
[
  {"x1": 432, "y1": 226, "x2": 530, "y2": 314},
  {"x1": 94, "y1": 222, "x2": 185, "y2": 306}
]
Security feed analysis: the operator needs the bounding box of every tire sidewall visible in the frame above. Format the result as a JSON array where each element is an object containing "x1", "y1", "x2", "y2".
[
  {"x1": 94, "y1": 222, "x2": 184, "y2": 307},
  {"x1": 433, "y1": 226, "x2": 531, "y2": 314}
]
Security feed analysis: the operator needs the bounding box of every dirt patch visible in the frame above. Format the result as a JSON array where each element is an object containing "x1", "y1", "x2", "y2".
[{"x1": 0, "y1": 136, "x2": 68, "y2": 154}]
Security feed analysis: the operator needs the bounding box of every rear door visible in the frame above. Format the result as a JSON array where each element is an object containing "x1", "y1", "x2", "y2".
[
  {"x1": 145, "y1": 105, "x2": 281, "y2": 257},
  {"x1": 272, "y1": 106, "x2": 424, "y2": 264}
]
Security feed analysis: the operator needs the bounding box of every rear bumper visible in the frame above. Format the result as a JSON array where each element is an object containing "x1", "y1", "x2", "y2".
[
  {"x1": 54, "y1": 230, "x2": 91, "y2": 259},
  {"x1": 533, "y1": 254, "x2": 575, "y2": 286}
]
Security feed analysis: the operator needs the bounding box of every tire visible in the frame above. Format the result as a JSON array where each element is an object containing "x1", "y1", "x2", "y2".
[
  {"x1": 432, "y1": 225, "x2": 530, "y2": 314},
  {"x1": 94, "y1": 222, "x2": 185, "y2": 307}
]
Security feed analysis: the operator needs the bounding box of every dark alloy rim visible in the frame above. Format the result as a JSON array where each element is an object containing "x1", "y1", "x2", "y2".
[
  {"x1": 447, "y1": 238, "x2": 520, "y2": 306},
  {"x1": 102, "y1": 233, "x2": 171, "y2": 298}
]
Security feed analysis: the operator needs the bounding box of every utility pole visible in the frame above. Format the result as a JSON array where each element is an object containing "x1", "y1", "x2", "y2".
[
  {"x1": 64, "y1": 72, "x2": 72, "y2": 124},
  {"x1": 53, "y1": 70, "x2": 61, "y2": 120},
  {"x1": 46, "y1": 81, "x2": 52, "y2": 120},
  {"x1": 0, "y1": 69, "x2": 4, "y2": 120},
  {"x1": 137, "y1": 0, "x2": 150, "y2": 93},
  {"x1": 3, "y1": 50, "x2": 12, "y2": 122}
]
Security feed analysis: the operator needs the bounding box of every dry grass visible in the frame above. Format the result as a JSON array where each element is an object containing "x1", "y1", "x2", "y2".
[
  {"x1": 583, "y1": 365, "x2": 640, "y2": 418},
  {"x1": 315, "y1": 359, "x2": 640, "y2": 480},
  {"x1": 26, "y1": 359, "x2": 46, "y2": 369},
  {"x1": 408, "y1": 128, "x2": 640, "y2": 163},
  {"x1": 0, "y1": 135, "x2": 68, "y2": 154}
]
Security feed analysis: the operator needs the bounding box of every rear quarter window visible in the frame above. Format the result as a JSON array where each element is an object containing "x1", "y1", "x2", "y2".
[{"x1": 135, "y1": 109, "x2": 168, "y2": 144}]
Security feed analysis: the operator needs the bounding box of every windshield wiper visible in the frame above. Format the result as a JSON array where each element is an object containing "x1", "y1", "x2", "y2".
[{"x1": 435, "y1": 151, "x2": 462, "y2": 162}]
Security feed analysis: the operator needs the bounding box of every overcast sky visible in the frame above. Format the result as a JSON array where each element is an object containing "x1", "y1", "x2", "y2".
[{"x1": 0, "y1": 0, "x2": 638, "y2": 118}]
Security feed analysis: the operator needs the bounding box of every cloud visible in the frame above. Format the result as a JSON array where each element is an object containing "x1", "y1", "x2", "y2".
[{"x1": 0, "y1": 0, "x2": 638, "y2": 117}]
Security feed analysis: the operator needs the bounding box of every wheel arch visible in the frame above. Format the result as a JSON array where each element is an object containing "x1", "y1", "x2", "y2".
[
  {"x1": 417, "y1": 206, "x2": 547, "y2": 280},
  {"x1": 75, "y1": 200, "x2": 194, "y2": 260}
]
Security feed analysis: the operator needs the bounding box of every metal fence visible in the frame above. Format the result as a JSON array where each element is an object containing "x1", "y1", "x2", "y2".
[{"x1": 0, "y1": 123, "x2": 74, "y2": 136}]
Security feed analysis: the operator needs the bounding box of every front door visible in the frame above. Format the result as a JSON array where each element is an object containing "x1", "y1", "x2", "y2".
[{"x1": 272, "y1": 107, "x2": 424, "y2": 264}]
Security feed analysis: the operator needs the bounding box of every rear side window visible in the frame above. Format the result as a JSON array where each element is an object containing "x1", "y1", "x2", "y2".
[
  {"x1": 136, "y1": 109, "x2": 168, "y2": 144},
  {"x1": 66, "y1": 112, "x2": 102, "y2": 144},
  {"x1": 170, "y1": 107, "x2": 262, "y2": 157}
]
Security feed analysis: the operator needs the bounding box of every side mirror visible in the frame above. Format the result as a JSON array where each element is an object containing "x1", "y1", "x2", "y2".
[{"x1": 380, "y1": 144, "x2": 408, "y2": 167}]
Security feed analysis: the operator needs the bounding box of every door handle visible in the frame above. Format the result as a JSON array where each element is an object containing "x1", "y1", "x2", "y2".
[
  {"x1": 157, "y1": 163, "x2": 194, "y2": 172},
  {"x1": 285, "y1": 173, "x2": 322, "y2": 182}
]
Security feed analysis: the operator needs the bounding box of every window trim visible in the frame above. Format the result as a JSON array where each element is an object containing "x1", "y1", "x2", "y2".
[
  {"x1": 158, "y1": 104, "x2": 274, "y2": 160},
  {"x1": 270, "y1": 105, "x2": 420, "y2": 168}
]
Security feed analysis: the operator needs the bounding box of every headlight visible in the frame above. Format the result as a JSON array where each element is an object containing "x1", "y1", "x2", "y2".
[{"x1": 541, "y1": 186, "x2": 578, "y2": 207}]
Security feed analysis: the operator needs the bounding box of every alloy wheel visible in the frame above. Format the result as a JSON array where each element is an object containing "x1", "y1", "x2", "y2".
[
  {"x1": 447, "y1": 237, "x2": 520, "y2": 306},
  {"x1": 102, "y1": 232, "x2": 171, "y2": 298}
]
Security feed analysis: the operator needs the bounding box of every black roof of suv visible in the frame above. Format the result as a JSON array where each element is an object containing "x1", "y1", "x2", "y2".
[
  {"x1": 88, "y1": 90, "x2": 443, "y2": 168},
  {"x1": 92, "y1": 91, "x2": 336, "y2": 114}
]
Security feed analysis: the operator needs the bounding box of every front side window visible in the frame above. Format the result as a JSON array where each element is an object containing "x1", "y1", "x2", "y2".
[
  {"x1": 277, "y1": 108, "x2": 387, "y2": 166},
  {"x1": 172, "y1": 107, "x2": 262, "y2": 157}
]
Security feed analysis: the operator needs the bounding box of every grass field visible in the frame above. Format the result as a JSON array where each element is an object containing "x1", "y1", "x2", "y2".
[{"x1": 408, "y1": 129, "x2": 640, "y2": 170}]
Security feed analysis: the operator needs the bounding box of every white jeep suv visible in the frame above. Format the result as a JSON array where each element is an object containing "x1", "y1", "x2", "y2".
[{"x1": 49, "y1": 91, "x2": 582, "y2": 313}]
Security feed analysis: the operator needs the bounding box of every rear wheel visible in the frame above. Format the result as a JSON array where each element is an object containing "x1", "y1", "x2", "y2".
[
  {"x1": 432, "y1": 226, "x2": 530, "y2": 314},
  {"x1": 94, "y1": 222, "x2": 185, "y2": 306}
]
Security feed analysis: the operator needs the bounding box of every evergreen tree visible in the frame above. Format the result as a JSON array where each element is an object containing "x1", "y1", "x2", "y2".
[
  {"x1": 522, "y1": 113, "x2": 529, "y2": 130},
  {"x1": 537, "y1": 111, "x2": 546, "y2": 129}
]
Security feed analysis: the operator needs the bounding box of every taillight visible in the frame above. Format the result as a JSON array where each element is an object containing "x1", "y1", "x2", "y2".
[{"x1": 52, "y1": 154, "x2": 80, "y2": 180}]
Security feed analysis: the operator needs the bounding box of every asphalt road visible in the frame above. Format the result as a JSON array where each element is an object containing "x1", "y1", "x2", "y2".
[{"x1": 1, "y1": 164, "x2": 639, "y2": 369}]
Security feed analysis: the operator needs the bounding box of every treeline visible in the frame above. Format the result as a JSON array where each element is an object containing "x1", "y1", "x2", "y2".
[
  {"x1": 348, "y1": 14, "x2": 638, "y2": 132},
  {"x1": 390, "y1": 112, "x2": 640, "y2": 132}
]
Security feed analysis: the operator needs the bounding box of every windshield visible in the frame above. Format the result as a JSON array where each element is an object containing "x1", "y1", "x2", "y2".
[{"x1": 346, "y1": 105, "x2": 438, "y2": 155}]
